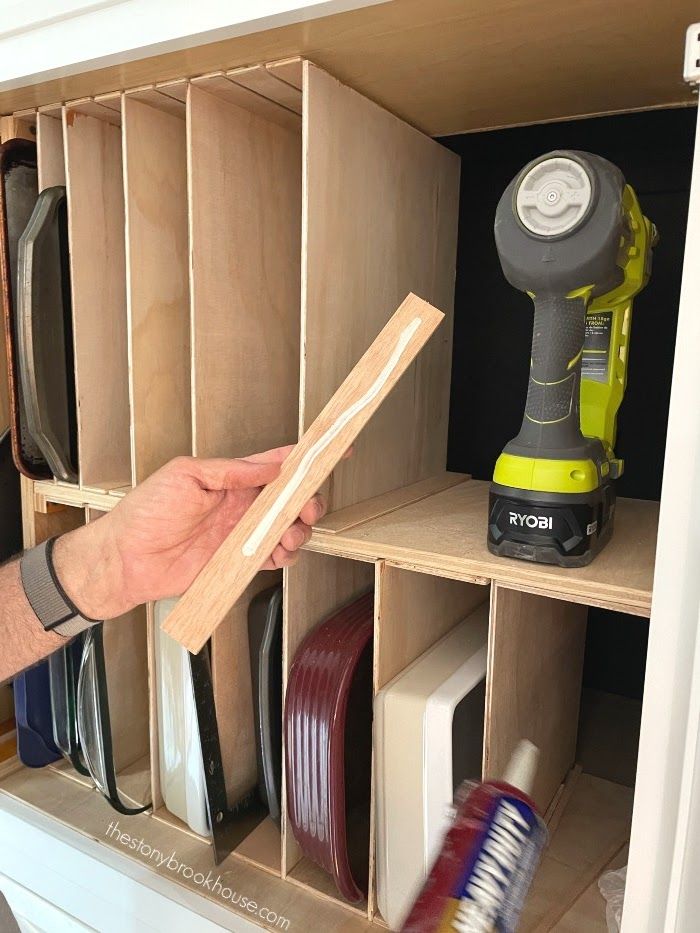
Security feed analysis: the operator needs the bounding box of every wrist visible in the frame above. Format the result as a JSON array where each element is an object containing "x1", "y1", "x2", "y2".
[{"x1": 52, "y1": 521, "x2": 132, "y2": 621}]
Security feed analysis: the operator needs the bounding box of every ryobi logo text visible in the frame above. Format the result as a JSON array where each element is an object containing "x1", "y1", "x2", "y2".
[{"x1": 508, "y1": 512, "x2": 552, "y2": 530}]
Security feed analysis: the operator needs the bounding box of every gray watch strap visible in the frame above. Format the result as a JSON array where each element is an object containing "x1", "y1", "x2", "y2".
[{"x1": 20, "y1": 538, "x2": 100, "y2": 639}]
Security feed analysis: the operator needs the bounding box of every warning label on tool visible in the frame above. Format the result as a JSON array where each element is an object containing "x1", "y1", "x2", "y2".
[{"x1": 582, "y1": 311, "x2": 612, "y2": 383}]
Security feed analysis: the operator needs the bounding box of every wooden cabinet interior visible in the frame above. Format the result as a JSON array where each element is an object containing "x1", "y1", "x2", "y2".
[
  {"x1": 0, "y1": 46, "x2": 670, "y2": 931},
  {"x1": 122, "y1": 94, "x2": 190, "y2": 484},
  {"x1": 63, "y1": 104, "x2": 130, "y2": 489}
]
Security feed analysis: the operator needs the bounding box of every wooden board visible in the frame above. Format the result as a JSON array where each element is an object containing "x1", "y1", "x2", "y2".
[
  {"x1": 36, "y1": 113, "x2": 65, "y2": 190},
  {"x1": 266, "y1": 59, "x2": 303, "y2": 92},
  {"x1": 122, "y1": 95, "x2": 191, "y2": 483},
  {"x1": 125, "y1": 85, "x2": 185, "y2": 118},
  {"x1": 302, "y1": 63, "x2": 459, "y2": 512},
  {"x1": 370, "y1": 564, "x2": 489, "y2": 921},
  {"x1": 374, "y1": 564, "x2": 488, "y2": 692},
  {"x1": 63, "y1": 108, "x2": 131, "y2": 488},
  {"x1": 522, "y1": 774, "x2": 634, "y2": 931},
  {"x1": 33, "y1": 479, "x2": 125, "y2": 513},
  {"x1": 190, "y1": 73, "x2": 301, "y2": 132},
  {"x1": 319, "y1": 472, "x2": 468, "y2": 534},
  {"x1": 227, "y1": 65, "x2": 303, "y2": 114},
  {"x1": 308, "y1": 480, "x2": 658, "y2": 616},
  {"x1": 187, "y1": 80, "x2": 301, "y2": 461},
  {"x1": 0, "y1": 2, "x2": 697, "y2": 135},
  {"x1": 164, "y1": 294, "x2": 445, "y2": 653},
  {"x1": 102, "y1": 606, "x2": 150, "y2": 776},
  {"x1": 485, "y1": 586, "x2": 587, "y2": 813},
  {"x1": 282, "y1": 551, "x2": 373, "y2": 875},
  {"x1": 65, "y1": 98, "x2": 121, "y2": 126},
  {"x1": 212, "y1": 571, "x2": 281, "y2": 807},
  {"x1": 554, "y1": 845, "x2": 629, "y2": 932}
]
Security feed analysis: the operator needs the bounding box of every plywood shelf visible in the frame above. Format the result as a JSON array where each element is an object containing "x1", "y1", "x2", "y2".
[
  {"x1": 522, "y1": 772, "x2": 634, "y2": 931},
  {"x1": 309, "y1": 477, "x2": 658, "y2": 616}
]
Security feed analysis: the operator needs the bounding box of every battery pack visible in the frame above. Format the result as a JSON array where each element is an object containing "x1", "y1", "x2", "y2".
[{"x1": 487, "y1": 483, "x2": 616, "y2": 567}]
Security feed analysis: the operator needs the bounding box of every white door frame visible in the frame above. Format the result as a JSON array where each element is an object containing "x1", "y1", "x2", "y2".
[{"x1": 623, "y1": 93, "x2": 700, "y2": 931}]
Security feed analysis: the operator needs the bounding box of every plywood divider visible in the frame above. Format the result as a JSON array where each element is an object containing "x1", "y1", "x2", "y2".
[
  {"x1": 65, "y1": 97, "x2": 121, "y2": 126},
  {"x1": 187, "y1": 78, "x2": 301, "y2": 462},
  {"x1": 484, "y1": 586, "x2": 588, "y2": 814},
  {"x1": 227, "y1": 64, "x2": 303, "y2": 114},
  {"x1": 122, "y1": 94, "x2": 191, "y2": 484},
  {"x1": 369, "y1": 565, "x2": 489, "y2": 920},
  {"x1": 36, "y1": 111, "x2": 65, "y2": 191},
  {"x1": 266, "y1": 58, "x2": 303, "y2": 91},
  {"x1": 282, "y1": 551, "x2": 374, "y2": 879},
  {"x1": 190, "y1": 73, "x2": 301, "y2": 132},
  {"x1": 63, "y1": 105, "x2": 131, "y2": 489},
  {"x1": 184, "y1": 73, "x2": 302, "y2": 870},
  {"x1": 301, "y1": 61, "x2": 460, "y2": 512},
  {"x1": 146, "y1": 601, "x2": 163, "y2": 811},
  {"x1": 212, "y1": 571, "x2": 282, "y2": 808}
]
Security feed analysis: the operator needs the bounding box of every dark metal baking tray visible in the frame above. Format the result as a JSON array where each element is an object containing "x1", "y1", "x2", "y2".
[{"x1": 17, "y1": 185, "x2": 77, "y2": 482}]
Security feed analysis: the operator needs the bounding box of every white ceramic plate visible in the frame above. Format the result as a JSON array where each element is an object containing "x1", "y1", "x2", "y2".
[{"x1": 154, "y1": 599, "x2": 209, "y2": 836}]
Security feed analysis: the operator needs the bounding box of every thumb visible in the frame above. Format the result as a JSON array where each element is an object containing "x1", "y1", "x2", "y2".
[{"x1": 188, "y1": 456, "x2": 282, "y2": 491}]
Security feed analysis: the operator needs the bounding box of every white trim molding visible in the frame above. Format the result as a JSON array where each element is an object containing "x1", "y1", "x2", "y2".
[{"x1": 0, "y1": 0, "x2": 383, "y2": 91}]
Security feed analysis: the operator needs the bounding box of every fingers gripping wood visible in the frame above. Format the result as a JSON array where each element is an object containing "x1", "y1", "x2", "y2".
[{"x1": 162, "y1": 293, "x2": 444, "y2": 653}]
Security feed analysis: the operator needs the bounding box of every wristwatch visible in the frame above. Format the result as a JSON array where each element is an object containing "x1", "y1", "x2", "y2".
[{"x1": 20, "y1": 537, "x2": 101, "y2": 638}]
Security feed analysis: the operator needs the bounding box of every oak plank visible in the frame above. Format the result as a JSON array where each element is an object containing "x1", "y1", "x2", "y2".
[{"x1": 163, "y1": 294, "x2": 444, "y2": 653}]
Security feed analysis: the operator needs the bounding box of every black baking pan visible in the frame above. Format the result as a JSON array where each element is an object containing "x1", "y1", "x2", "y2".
[
  {"x1": 17, "y1": 185, "x2": 77, "y2": 482},
  {"x1": 248, "y1": 584, "x2": 283, "y2": 825},
  {"x1": 0, "y1": 139, "x2": 50, "y2": 479}
]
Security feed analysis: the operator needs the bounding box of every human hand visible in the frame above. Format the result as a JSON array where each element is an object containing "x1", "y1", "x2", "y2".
[{"x1": 52, "y1": 448, "x2": 327, "y2": 620}]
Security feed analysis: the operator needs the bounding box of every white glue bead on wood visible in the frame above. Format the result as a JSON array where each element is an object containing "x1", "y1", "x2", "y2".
[{"x1": 162, "y1": 293, "x2": 445, "y2": 654}]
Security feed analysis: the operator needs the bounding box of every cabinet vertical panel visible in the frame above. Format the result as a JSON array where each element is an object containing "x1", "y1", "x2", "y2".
[
  {"x1": 301, "y1": 62, "x2": 460, "y2": 512},
  {"x1": 374, "y1": 566, "x2": 488, "y2": 692},
  {"x1": 62, "y1": 107, "x2": 130, "y2": 489},
  {"x1": 186, "y1": 78, "x2": 301, "y2": 872},
  {"x1": 122, "y1": 95, "x2": 191, "y2": 484},
  {"x1": 36, "y1": 113, "x2": 65, "y2": 192},
  {"x1": 282, "y1": 552, "x2": 374, "y2": 884},
  {"x1": 484, "y1": 585, "x2": 587, "y2": 813},
  {"x1": 372, "y1": 567, "x2": 489, "y2": 923},
  {"x1": 187, "y1": 81, "x2": 301, "y2": 460}
]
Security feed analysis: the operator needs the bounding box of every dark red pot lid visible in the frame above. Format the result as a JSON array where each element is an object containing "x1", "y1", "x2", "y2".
[{"x1": 285, "y1": 591, "x2": 374, "y2": 903}]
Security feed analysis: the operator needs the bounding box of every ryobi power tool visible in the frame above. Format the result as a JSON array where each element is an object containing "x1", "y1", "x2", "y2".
[{"x1": 487, "y1": 151, "x2": 657, "y2": 567}]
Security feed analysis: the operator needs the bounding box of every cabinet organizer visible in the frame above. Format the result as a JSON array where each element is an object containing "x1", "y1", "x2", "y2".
[{"x1": 0, "y1": 43, "x2": 685, "y2": 931}]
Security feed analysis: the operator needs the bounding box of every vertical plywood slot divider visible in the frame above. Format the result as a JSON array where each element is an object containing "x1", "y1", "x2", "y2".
[
  {"x1": 484, "y1": 585, "x2": 588, "y2": 814},
  {"x1": 370, "y1": 567, "x2": 490, "y2": 921},
  {"x1": 300, "y1": 60, "x2": 460, "y2": 513},
  {"x1": 36, "y1": 109, "x2": 65, "y2": 192},
  {"x1": 62, "y1": 103, "x2": 130, "y2": 490},
  {"x1": 186, "y1": 72, "x2": 302, "y2": 869},
  {"x1": 122, "y1": 91, "x2": 191, "y2": 485},
  {"x1": 282, "y1": 552, "x2": 374, "y2": 887}
]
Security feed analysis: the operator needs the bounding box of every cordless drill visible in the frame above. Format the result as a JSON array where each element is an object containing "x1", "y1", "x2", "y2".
[{"x1": 487, "y1": 151, "x2": 657, "y2": 567}]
